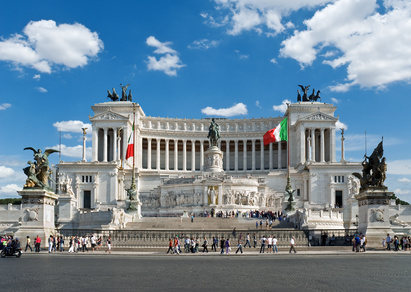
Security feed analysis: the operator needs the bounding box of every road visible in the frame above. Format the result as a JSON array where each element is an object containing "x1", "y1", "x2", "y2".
[{"x1": 1, "y1": 253, "x2": 410, "y2": 291}]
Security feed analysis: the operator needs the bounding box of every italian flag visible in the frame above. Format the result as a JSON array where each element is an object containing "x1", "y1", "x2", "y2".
[
  {"x1": 126, "y1": 123, "x2": 134, "y2": 160},
  {"x1": 263, "y1": 117, "x2": 288, "y2": 145}
]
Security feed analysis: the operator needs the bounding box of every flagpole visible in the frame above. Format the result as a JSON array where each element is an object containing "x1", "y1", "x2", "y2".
[{"x1": 285, "y1": 103, "x2": 295, "y2": 212}]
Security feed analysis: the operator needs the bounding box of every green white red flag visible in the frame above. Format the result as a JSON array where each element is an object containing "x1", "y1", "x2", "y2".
[
  {"x1": 263, "y1": 117, "x2": 288, "y2": 145},
  {"x1": 126, "y1": 123, "x2": 134, "y2": 159}
]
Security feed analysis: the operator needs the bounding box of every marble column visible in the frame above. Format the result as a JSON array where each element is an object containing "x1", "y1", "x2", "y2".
[
  {"x1": 320, "y1": 128, "x2": 325, "y2": 162},
  {"x1": 251, "y1": 139, "x2": 256, "y2": 171},
  {"x1": 147, "y1": 138, "x2": 152, "y2": 170},
  {"x1": 331, "y1": 127, "x2": 336, "y2": 162},
  {"x1": 269, "y1": 142, "x2": 273, "y2": 170},
  {"x1": 103, "y1": 127, "x2": 108, "y2": 162},
  {"x1": 243, "y1": 140, "x2": 247, "y2": 171},
  {"x1": 116, "y1": 129, "x2": 121, "y2": 161},
  {"x1": 183, "y1": 140, "x2": 187, "y2": 171},
  {"x1": 92, "y1": 125, "x2": 98, "y2": 162},
  {"x1": 311, "y1": 127, "x2": 316, "y2": 162},
  {"x1": 234, "y1": 140, "x2": 238, "y2": 171},
  {"x1": 191, "y1": 140, "x2": 196, "y2": 171},
  {"x1": 174, "y1": 140, "x2": 178, "y2": 171},
  {"x1": 278, "y1": 141, "x2": 282, "y2": 169},
  {"x1": 260, "y1": 139, "x2": 264, "y2": 170},
  {"x1": 226, "y1": 140, "x2": 230, "y2": 171},
  {"x1": 165, "y1": 139, "x2": 169, "y2": 170},
  {"x1": 122, "y1": 126, "x2": 128, "y2": 163},
  {"x1": 300, "y1": 127, "x2": 306, "y2": 164},
  {"x1": 200, "y1": 140, "x2": 204, "y2": 171},
  {"x1": 112, "y1": 128, "x2": 117, "y2": 162},
  {"x1": 156, "y1": 139, "x2": 161, "y2": 170}
]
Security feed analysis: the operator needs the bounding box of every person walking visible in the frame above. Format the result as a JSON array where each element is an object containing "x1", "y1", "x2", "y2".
[
  {"x1": 289, "y1": 236, "x2": 297, "y2": 253},
  {"x1": 25, "y1": 236, "x2": 33, "y2": 252},
  {"x1": 82, "y1": 236, "x2": 89, "y2": 252},
  {"x1": 253, "y1": 233, "x2": 257, "y2": 248},
  {"x1": 211, "y1": 236, "x2": 217, "y2": 251},
  {"x1": 68, "y1": 236, "x2": 75, "y2": 253},
  {"x1": 48, "y1": 235, "x2": 54, "y2": 253},
  {"x1": 173, "y1": 237, "x2": 180, "y2": 255},
  {"x1": 220, "y1": 237, "x2": 226, "y2": 255},
  {"x1": 166, "y1": 238, "x2": 173, "y2": 254},
  {"x1": 202, "y1": 237, "x2": 209, "y2": 253},
  {"x1": 386, "y1": 234, "x2": 392, "y2": 250},
  {"x1": 59, "y1": 236, "x2": 64, "y2": 252},
  {"x1": 235, "y1": 237, "x2": 243, "y2": 254},
  {"x1": 244, "y1": 233, "x2": 251, "y2": 248},
  {"x1": 225, "y1": 238, "x2": 230, "y2": 254}
]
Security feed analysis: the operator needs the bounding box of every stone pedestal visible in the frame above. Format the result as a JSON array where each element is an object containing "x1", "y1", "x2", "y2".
[
  {"x1": 204, "y1": 146, "x2": 223, "y2": 172},
  {"x1": 14, "y1": 189, "x2": 58, "y2": 248},
  {"x1": 355, "y1": 188, "x2": 393, "y2": 247}
]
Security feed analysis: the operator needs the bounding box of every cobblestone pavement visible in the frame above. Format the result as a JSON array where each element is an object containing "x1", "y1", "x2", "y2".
[{"x1": 2, "y1": 251, "x2": 410, "y2": 291}]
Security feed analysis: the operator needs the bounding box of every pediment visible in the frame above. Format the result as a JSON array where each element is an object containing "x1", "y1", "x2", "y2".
[
  {"x1": 89, "y1": 110, "x2": 129, "y2": 121},
  {"x1": 300, "y1": 111, "x2": 338, "y2": 122}
]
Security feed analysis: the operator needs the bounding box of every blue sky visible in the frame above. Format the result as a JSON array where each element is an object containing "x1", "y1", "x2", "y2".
[{"x1": 0, "y1": 0, "x2": 410, "y2": 201}]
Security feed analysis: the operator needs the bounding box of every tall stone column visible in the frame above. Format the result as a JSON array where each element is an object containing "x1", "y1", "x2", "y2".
[
  {"x1": 300, "y1": 127, "x2": 306, "y2": 164},
  {"x1": 311, "y1": 127, "x2": 316, "y2": 162},
  {"x1": 82, "y1": 129, "x2": 87, "y2": 162},
  {"x1": 226, "y1": 140, "x2": 230, "y2": 171},
  {"x1": 320, "y1": 128, "x2": 325, "y2": 163},
  {"x1": 277, "y1": 141, "x2": 282, "y2": 169},
  {"x1": 165, "y1": 139, "x2": 169, "y2": 170},
  {"x1": 251, "y1": 139, "x2": 256, "y2": 171},
  {"x1": 243, "y1": 139, "x2": 247, "y2": 172},
  {"x1": 112, "y1": 128, "x2": 117, "y2": 163},
  {"x1": 331, "y1": 127, "x2": 336, "y2": 162},
  {"x1": 191, "y1": 140, "x2": 196, "y2": 171},
  {"x1": 341, "y1": 130, "x2": 345, "y2": 162},
  {"x1": 260, "y1": 139, "x2": 264, "y2": 170},
  {"x1": 269, "y1": 142, "x2": 273, "y2": 170},
  {"x1": 147, "y1": 138, "x2": 152, "y2": 170},
  {"x1": 200, "y1": 140, "x2": 204, "y2": 171},
  {"x1": 122, "y1": 126, "x2": 128, "y2": 163},
  {"x1": 183, "y1": 140, "x2": 187, "y2": 171},
  {"x1": 174, "y1": 140, "x2": 178, "y2": 171},
  {"x1": 234, "y1": 140, "x2": 238, "y2": 171},
  {"x1": 92, "y1": 125, "x2": 98, "y2": 162},
  {"x1": 117, "y1": 129, "x2": 121, "y2": 162},
  {"x1": 103, "y1": 127, "x2": 108, "y2": 162},
  {"x1": 156, "y1": 139, "x2": 161, "y2": 170}
]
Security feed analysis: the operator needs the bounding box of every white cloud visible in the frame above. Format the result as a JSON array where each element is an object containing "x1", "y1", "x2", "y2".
[
  {"x1": 256, "y1": 100, "x2": 261, "y2": 108},
  {"x1": 53, "y1": 120, "x2": 91, "y2": 133},
  {"x1": 201, "y1": 103, "x2": 247, "y2": 117},
  {"x1": 188, "y1": 39, "x2": 220, "y2": 50},
  {"x1": 335, "y1": 120, "x2": 347, "y2": 131},
  {"x1": 0, "y1": 166, "x2": 15, "y2": 179},
  {"x1": 146, "y1": 54, "x2": 185, "y2": 76},
  {"x1": 62, "y1": 133, "x2": 73, "y2": 139},
  {"x1": 330, "y1": 97, "x2": 339, "y2": 104},
  {"x1": 272, "y1": 99, "x2": 291, "y2": 114},
  {"x1": 36, "y1": 86, "x2": 47, "y2": 93},
  {"x1": 146, "y1": 36, "x2": 185, "y2": 76},
  {"x1": 0, "y1": 20, "x2": 103, "y2": 73},
  {"x1": 211, "y1": 0, "x2": 330, "y2": 35},
  {"x1": 394, "y1": 188, "x2": 410, "y2": 195},
  {"x1": 33, "y1": 74, "x2": 40, "y2": 80},
  {"x1": 0, "y1": 103, "x2": 11, "y2": 110},
  {"x1": 146, "y1": 36, "x2": 176, "y2": 54},
  {"x1": 234, "y1": 49, "x2": 249, "y2": 59},
  {"x1": 398, "y1": 178, "x2": 411, "y2": 183},
  {"x1": 281, "y1": 0, "x2": 411, "y2": 89},
  {"x1": 270, "y1": 58, "x2": 277, "y2": 64},
  {"x1": 0, "y1": 184, "x2": 21, "y2": 195}
]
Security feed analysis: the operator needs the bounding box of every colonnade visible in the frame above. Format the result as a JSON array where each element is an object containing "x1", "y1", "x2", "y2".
[
  {"x1": 140, "y1": 138, "x2": 286, "y2": 172},
  {"x1": 92, "y1": 126, "x2": 127, "y2": 163},
  {"x1": 301, "y1": 127, "x2": 335, "y2": 163}
]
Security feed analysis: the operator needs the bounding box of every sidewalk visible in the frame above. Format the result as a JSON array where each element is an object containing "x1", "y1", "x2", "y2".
[{"x1": 21, "y1": 247, "x2": 410, "y2": 256}]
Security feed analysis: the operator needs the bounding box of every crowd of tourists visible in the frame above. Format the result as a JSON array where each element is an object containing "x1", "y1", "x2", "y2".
[
  {"x1": 383, "y1": 234, "x2": 410, "y2": 251},
  {"x1": 165, "y1": 232, "x2": 298, "y2": 255}
]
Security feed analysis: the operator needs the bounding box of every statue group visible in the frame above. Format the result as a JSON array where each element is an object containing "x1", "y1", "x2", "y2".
[
  {"x1": 297, "y1": 85, "x2": 321, "y2": 102},
  {"x1": 352, "y1": 141, "x2": 387, "y2": 191},
  {"x1": 23, "y1": 147, "x2": 59, "y2": 190},
  {"x1": 107, "y1": 83, "x2": 133, "y2": 102}
]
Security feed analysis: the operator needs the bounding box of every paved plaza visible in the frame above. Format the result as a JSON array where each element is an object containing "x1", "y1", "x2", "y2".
[{"x1": 1, "y1": 251, "x2": 410, "y2": 291}]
